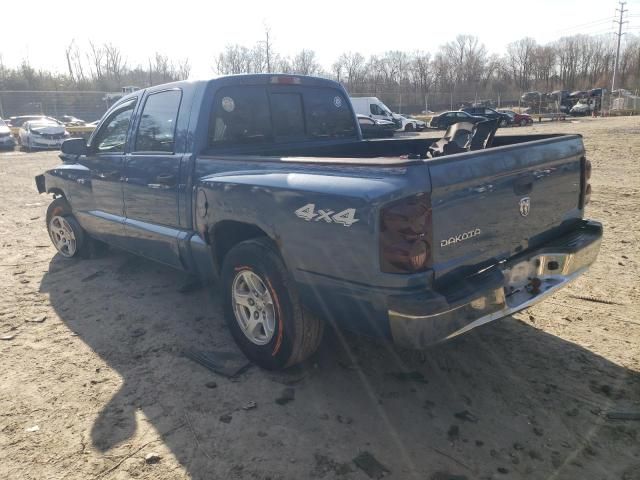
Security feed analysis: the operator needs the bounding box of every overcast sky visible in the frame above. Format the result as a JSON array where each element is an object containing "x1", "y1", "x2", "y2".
[{"x1": 3, "y1": 0, "x2": 640, "y2": 78}]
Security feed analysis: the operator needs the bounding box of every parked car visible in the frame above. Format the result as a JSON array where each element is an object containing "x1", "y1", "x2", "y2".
[
  {"x1": 357, "y1": 114, "x2": 396, "y2": 138},
  {"x1": 8, "y1": 115, "x2": 61, "y2": 136},
  {"x1": 0, "y1": 118, "x2": 17, "y2": 149},
  {"x1": 397, "y1": 114, "x2": 426, "y2": 132},
  {"x1": 497, "y1": 109, "x2": 533, "y2": 127},
  {"x1": 8, "y1": 115, "x2": 59, "y2": 129},
  {"x1": 429, "y1": 110, "x2": 487, "y2": 129},
  {"x1": 570, "y1": 99, "x2": 598, "y2": 116},
  {"x1": 461, "y1": 107, "x2": 510, "y2": 127},
  {"x1": 19, "y1": 119, "x2": 68, "y2": 151},
  {"x1": 59, "y1": 115, "x2": 86, "y2": 126},
  {"x1": 36, "y1": 74, "x2": 601, "y2": 370}
]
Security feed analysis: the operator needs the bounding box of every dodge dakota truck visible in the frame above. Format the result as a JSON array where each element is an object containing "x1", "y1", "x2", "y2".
[{"x1": 35, "y1": 74, "x2": 602, "y2": 370}]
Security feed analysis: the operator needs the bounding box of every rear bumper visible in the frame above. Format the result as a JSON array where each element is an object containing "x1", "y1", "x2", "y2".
[{"x1": 388, "y1": 220, "x2": 602, "y2": 349}]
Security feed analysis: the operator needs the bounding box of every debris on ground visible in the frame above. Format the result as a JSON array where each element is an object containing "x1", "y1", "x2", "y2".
[
  {"x1": 183, "y1": 349, "x2": 252, "y2": 378},
  {"x1": 352, "y1": 451, "x2": 390, "y2": 479},
  {"x1": 1, "y1": 334, "x2": 16, "y2": 341},
  {"x1": 219, "y1": 413, "x2": 232, "y2": 424},
  {"x1": 25, "y1": 426, "x2": 40, "y2": 432},
  {"x1": 275, "y1": 388, "x2": 295, "y2": 405},
  {"x1": 448, "y1": 425, "x2": 460, "y2": 441},
  {"x1": 242, "y1": 401, "x2": 257, "y2": 410},
  {"x1": 314, "y1": 453, "x2": 353, "y2": 477},
  {"x1": 130, "y1": 328, "x2": 146, "y2": 338},
  {"x1": 606, "y1": 412, "x2": 640, "y2": 421},
  {"x1": 336, "y1": 415, "x2": 353, "y2": 425},
  {"x1": 205, "y1": 381, "x2": 217, "y2": 389},
  {"x1": 25, "y1": 316, "x2": 46, "y2": 323},
  {"x1": 568, "y1": 294, "x2": 622, "y2": 305},
  {"x1": 144, "y1": 452, "x2": 161, "y2": 464},
  {"x1": 388, "y1": 371, "x2": 428, "y2": 383},
  {"x1": 454, "y1": 410, "x2": 479, "y2": 423},
  {"x1": 431, "y1": 472, "x2": 468, "y2": 480},
  {"x1": 81, "y1": 270, "x2": 105, "y2": 282}
]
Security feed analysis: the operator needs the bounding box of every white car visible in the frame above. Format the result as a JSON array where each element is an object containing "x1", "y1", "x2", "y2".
[
  {"x1": 395, "y1": 114, "x2": 426, "y2": 132},
  {"x1": 0, "y1": 118, "x2": 17, "y2": 150},
  {"x1": 19, "y1": 119, "x2": 69, "y2": 151}
]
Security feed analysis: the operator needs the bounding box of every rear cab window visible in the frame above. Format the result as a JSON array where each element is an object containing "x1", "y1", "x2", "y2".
[{"x1": 209, "y1": 85, "x2": 356, "y2": 148}]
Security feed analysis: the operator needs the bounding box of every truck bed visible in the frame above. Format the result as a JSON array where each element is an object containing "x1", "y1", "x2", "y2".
[{"x1": 201, "y1": 133, "x2": 571, "y2": 163}]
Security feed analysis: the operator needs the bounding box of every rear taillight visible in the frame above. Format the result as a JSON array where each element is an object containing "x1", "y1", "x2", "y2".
[
  {"x1": 380, "y1": 193, "x2": 432, "y2": 273},
  {"x1": 580, "y1": 156, "x2": 592, "y2": 208}
]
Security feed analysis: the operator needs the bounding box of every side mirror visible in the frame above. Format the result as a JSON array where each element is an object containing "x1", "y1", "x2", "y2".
[{"x1": 61, "y1": 138, "x2": 88, "y2": 156}]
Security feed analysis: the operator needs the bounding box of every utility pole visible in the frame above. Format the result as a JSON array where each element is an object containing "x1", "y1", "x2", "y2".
[{"x1": 611, "y1": 1, "x2": 627, "y2": 94}]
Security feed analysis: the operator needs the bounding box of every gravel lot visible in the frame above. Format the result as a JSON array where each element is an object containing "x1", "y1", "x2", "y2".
[{"x1": 1, "y1": 117, "x2": 639, "y2": 480}]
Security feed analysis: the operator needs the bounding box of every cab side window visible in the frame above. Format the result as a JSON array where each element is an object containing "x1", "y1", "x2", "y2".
[
  {"x1": 92, "y1": 100, "x2": 136, "y2": 153},
  {"x1": 134, "y1": 90, "x2": 182, "y2": 153}
]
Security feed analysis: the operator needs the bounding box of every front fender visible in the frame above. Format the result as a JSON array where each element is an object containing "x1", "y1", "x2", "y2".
[{"x1": 41, "y1": 163, "x2": 91, "y2": 202}]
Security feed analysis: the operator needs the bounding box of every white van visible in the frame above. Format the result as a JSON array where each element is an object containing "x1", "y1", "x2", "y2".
[
  {"x1": 350, "y1": 97, "x2": 423, "y2": 131},
  {"x1": 350, "y1": 97, "x2": 394, "y2": 122}
]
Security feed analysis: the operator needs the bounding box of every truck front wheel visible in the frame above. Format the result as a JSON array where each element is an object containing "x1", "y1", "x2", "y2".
[
  {"x1": 46, "y1": 197, "x2": 103, "y2": 258},
  {"x1": 221, "y1": 238, "x2": 324, "y2": 370}
]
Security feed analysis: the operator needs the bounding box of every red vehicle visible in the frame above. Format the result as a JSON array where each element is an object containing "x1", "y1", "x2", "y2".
[{"x1": 499, "y1": 109, "x2": 533, "y2": 127}]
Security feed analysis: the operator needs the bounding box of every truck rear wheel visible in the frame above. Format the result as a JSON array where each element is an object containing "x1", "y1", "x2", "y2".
[{"x1": 220, "y1": 237, "x2": 324, "y2": 370}]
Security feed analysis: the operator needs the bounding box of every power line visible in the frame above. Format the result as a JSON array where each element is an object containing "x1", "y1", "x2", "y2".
[
  {"x1": 554, "y1": 16, "x2": 616, "y2": 33},
  {"x1": 612, "y1": 1, "x2": 628, "y2": 93}
]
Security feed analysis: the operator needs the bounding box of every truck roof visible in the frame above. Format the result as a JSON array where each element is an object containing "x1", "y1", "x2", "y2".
[{"x1": 117, "y1": 74, "x2": 344, "y2": 105}]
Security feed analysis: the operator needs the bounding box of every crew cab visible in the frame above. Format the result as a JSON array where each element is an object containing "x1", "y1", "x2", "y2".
[{"x1": 35, "y1": 75, "x2": 602, "y2": 370}]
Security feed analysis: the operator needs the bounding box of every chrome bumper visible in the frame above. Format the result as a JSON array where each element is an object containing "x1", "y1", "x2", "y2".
[{"x1": 389, "y1": 221, "x2": 602, "y2": 349}]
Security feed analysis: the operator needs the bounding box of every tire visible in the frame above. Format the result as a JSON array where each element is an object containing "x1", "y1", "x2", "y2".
[
  {"x1": 221, "y1": 237, "x2": 324, "y2": 370},
  {"x1": 499, "y1": 119, "x2": 508, "y2": 127},
  {"x1": 519, "y1": 119, "x2": 527, "y2": 127},
  {"x1": 45, "y1": 197, "x2": 97, "y2": 258},
  {"x1": 404, "y1": 123, "x2": 415, "y2": 132}
]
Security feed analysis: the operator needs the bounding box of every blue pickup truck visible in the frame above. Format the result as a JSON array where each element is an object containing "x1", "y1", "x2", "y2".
[{"x1": 35, "y1": 74, "x2": 602, "y2": 369}]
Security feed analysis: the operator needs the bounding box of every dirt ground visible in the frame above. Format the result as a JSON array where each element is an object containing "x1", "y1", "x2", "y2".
[{"x1": 1, "y1": 117, "x2": 639, "y2": 480}]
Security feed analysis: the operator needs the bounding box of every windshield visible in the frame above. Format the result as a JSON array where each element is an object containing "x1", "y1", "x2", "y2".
[{"x1": 30, "y1": 121, "x2": 61, "y2": 128}]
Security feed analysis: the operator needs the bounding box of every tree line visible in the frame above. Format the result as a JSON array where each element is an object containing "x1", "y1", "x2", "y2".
[
  {"x1": 0, "y1": 40, "x2": 191, "y2": 92},
  {"x1": 1, "y1": 32, "x2": 639, "y2": 111}
]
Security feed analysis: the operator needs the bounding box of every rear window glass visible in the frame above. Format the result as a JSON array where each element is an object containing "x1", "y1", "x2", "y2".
[
  {"x1": 209, "y1": 85, "x2": 356, "y2": 147},
  {"x1": 271, "y1": 93, "x2": 305, "y2": 138},
  {"x1": 210, "y1": 86, "x2": 272, "y2": 146},
  {"x1": 304, "y1": 89, "x2": 355, "y2": 139}
]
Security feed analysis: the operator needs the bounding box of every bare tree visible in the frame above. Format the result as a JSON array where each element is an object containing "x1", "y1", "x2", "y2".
[
  {"x1": 291, "y1": 49, "x2": 321, "y2": 75},
  {"x1": 104, "y1": 43, "x2": 126, "y2": 82},
  {"x1": 87, "y1": 41, "x2": 105, "y2": 81}
]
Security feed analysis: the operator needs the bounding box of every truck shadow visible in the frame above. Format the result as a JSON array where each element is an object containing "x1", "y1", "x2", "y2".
[{"x1": 39, "y1": 250, "x2": 639, "y2": 480}]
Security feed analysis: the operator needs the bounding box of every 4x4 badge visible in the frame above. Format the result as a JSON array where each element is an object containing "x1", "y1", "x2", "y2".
[{"x1": 519, "y1": 197, "x2": 531, "y2": 217}]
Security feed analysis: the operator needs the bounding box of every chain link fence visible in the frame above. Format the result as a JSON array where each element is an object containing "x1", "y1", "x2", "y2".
[
  {"x1": 0, "y1": 91, "x2": 124, "y2": 122},
  {"x1": 350, "y1": 90, "x2": 640, "y2": 116},
  {"x1": 0, "y1": 89, "x2": 637, "y2": 123}
]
